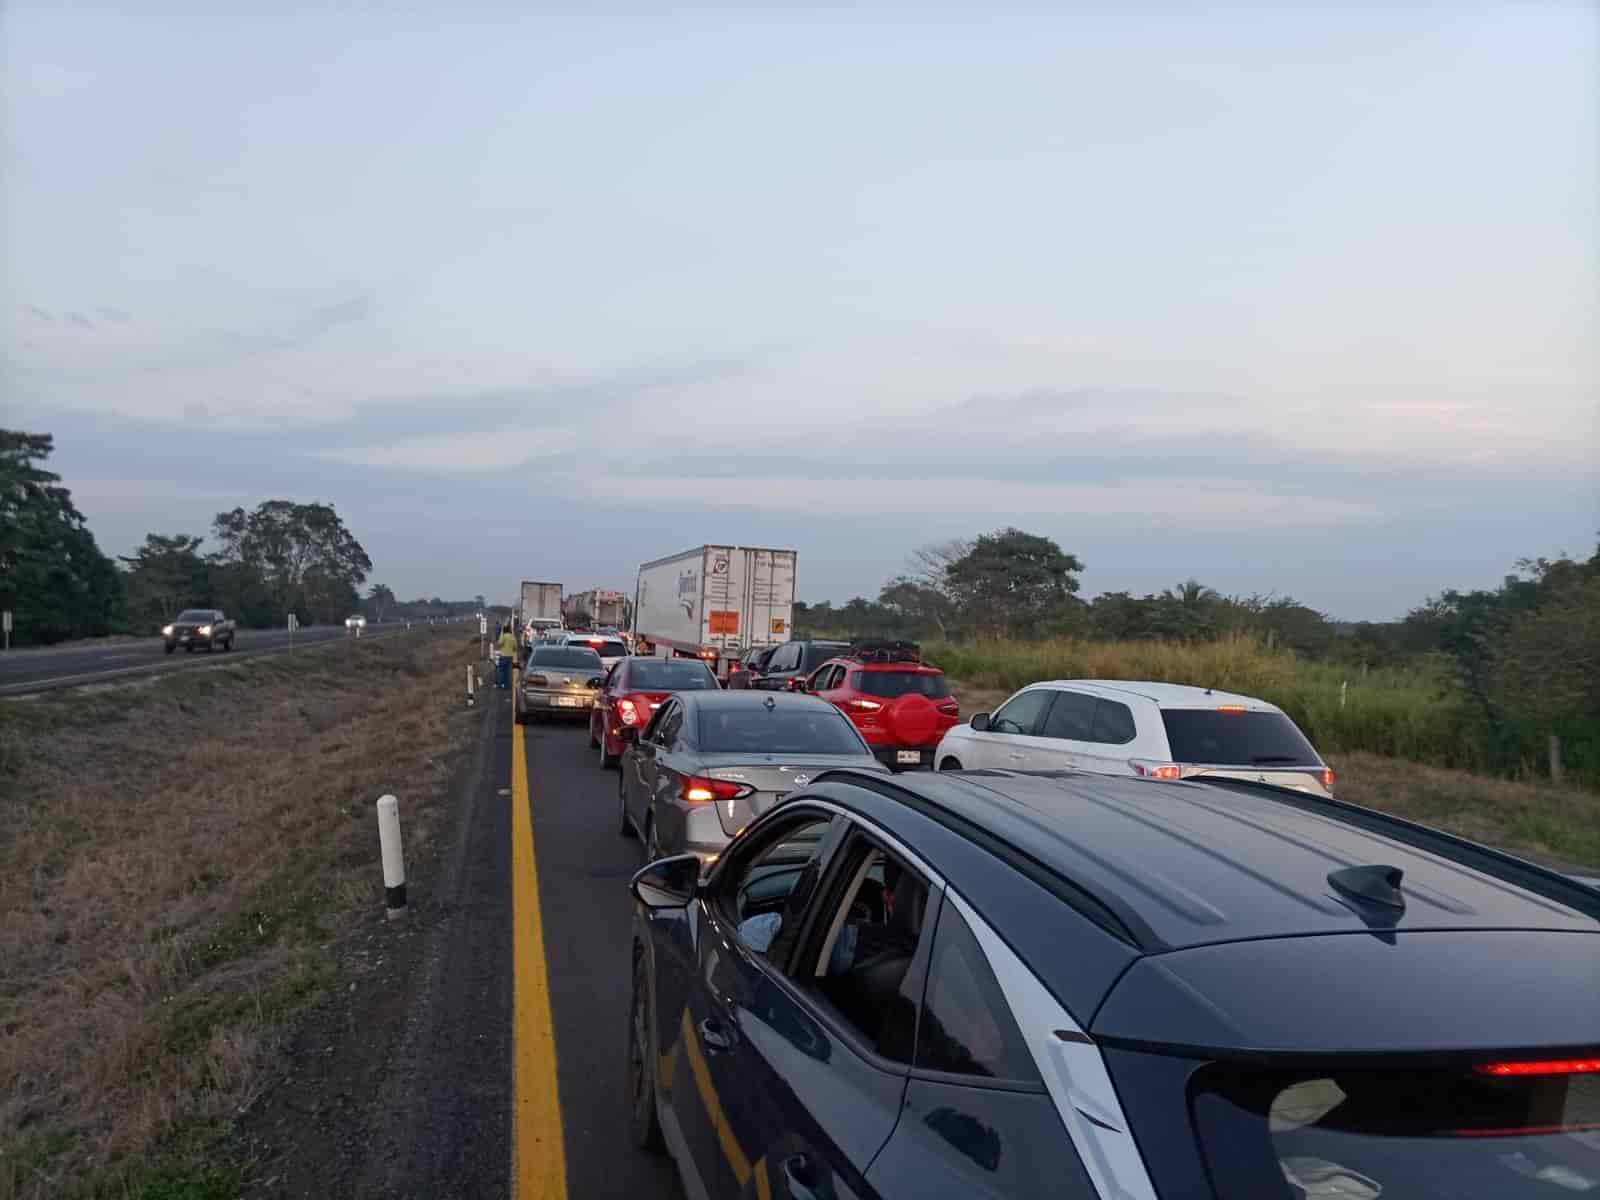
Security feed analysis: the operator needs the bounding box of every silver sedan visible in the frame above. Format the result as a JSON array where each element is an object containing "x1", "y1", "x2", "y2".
[
  {"x1": 517, "y1": 644, "x2": 606, "y2": 723},
  {"x1": 617, "y1": 690, "x2": 888, "y2": 865}
]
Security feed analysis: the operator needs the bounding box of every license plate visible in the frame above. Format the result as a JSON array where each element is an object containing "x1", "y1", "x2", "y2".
[
  {"x1": 551, "y1": 696, "x2": 581, "y2": 708},
  {"x1": 896, "y1": 750, "x2": 923, "y2": 765}
]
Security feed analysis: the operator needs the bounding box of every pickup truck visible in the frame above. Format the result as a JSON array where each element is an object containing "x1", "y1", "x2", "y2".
[{"x1": 162, "y1": 608, "x2": 236, "y2": 654}]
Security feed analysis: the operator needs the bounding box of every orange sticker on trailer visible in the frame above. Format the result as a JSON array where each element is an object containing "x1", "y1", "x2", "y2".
[
  {"x1": 770, "y1": 618, "x2": 787, "y2": 634},
  {"x1": 708, "y1": 610, "x2": 740, "y2": 634}
]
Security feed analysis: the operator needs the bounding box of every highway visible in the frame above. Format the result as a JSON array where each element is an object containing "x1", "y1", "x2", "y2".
[{"x1": 0, "y1": 622, "x2": 434, "y2": 697}]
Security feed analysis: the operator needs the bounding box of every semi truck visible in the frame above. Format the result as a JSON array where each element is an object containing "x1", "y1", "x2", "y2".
[
  {"x1": 633, "y1": 545, "x2": 796, "y2": 679},
  {"x1": 563, "y1": 588, "x2": 627, "y2": 631},
  {"x1": 517, "y1": 581, "x2": 564, "y2": 646}
]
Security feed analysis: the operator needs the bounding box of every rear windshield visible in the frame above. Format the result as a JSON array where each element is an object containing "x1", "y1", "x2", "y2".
[
  {"x1": 530, "y1": 648, "x2": 602, "y2": 670},
  {"x1": 575, "y1": 639, "x2": 627, "y2": 658},
  {"x1": 176, "y1": 610, "x2": 215, "y2": 622},
  {"x1": 698, "y1": 706, "x2": 866, "y2": 755},
  {"x1": 1193, "y1": 1062, "x2": 1600, "y2": 1199},
  {"x1": 853, "y1": 670, "x2": 951, "y2": 699},
  {"x1": 1161, "y1": 709, "x2": 1320, "y2": 766},
  {"x1": 628, "y1": 660, "x2": 717, "y2": 690}
]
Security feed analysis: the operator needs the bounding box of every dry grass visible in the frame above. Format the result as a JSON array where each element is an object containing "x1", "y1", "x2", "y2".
[
  {"x1": 0, "y1": 632, "x2": 480, "y2": 1199},
  {"x1": 946, "y1": 680, "x2": 1600, "y2": 870}
]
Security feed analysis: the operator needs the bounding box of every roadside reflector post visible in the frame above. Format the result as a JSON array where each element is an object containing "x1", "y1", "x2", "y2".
[
  {"x1": 1340, "y1": 680, "x2": 1348, "y2": 711},
  {"x1": 376, "y1": 794, "x2": 406, "y2": 918},
  {"x1": 466, "y1": 663, "x2": 475, "y2": 708}
]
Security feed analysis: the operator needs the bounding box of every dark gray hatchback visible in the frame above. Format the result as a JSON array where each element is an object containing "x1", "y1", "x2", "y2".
[{"x1": 626, "y1": 767, "x2": 1600, "y2": 1200}]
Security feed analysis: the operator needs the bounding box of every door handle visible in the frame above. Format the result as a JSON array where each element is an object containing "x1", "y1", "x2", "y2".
[
  {"x1": 780, "y1": 1153, "x2": 828, "y2": 1200},
  {"x1": 1008, "y1": 751, "x2": 1025, "y2": 761},
  {"x1": 697, "y1": 1017, "x2": 734, "y2": 1053}
]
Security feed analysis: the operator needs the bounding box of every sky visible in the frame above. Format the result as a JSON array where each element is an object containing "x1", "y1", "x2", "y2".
[{"x1": 3, "y1": 2, "x2": 1596, "y2": 620}]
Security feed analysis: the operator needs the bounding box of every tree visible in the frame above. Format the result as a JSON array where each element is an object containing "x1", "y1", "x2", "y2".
[
  {"x1": 945, "y1": 528, "x2": 1083, "y2": 638},
  {"x1": 119, "y1": 534, "x2": 211, "y2": 631},
  {"x1": 366, "y1": 583, "x2": 397, "y2": 622},
  {"x1": 878, "y1": 577, "x2": 953, "y2": 638},
  {"x1": 0, "y1": 429, "x2": 122, "y2": 644},
  {"x1": 210, "y1": 500, "x2": 372, "y2": 624}
]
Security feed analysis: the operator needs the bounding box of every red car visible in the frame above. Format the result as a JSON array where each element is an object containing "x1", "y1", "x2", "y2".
[
  {"x1": 590, "y1": 656, "x2": 721, "y2": 768},
  {"x1": 803, "y1": 641, "x2": 959, "y2": 770}
]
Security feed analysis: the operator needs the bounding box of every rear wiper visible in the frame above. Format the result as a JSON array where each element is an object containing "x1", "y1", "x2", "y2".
[{"x1": 1250, "y1": 756, "x2": 1310, "y2": 765}]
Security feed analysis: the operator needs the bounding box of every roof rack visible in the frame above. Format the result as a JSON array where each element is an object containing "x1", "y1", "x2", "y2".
[{"x1": 846, "y1": 639, "x2": 921, "y2": 664}]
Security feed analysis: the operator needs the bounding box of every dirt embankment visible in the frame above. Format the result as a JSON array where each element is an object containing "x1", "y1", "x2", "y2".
[{"x1": 0, "y1": 631, "x2": 482, "y2": 1199}]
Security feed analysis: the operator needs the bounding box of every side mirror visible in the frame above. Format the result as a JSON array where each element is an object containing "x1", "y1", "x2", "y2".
[
  {"x1": 630, "y1": 854, "x2": 701, "y2": 909},
  {"x1": 587, "y1": 676, "x2": 604, "y2": 688},
  {"x1": 970, "y1": 712, "x2": 992, "y2": 732}
]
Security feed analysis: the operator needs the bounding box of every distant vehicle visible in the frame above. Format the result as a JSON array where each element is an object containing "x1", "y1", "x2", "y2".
[
  {"x1": 805, "y1": 641, "x2": 960, "y2": 770},
  {"x1": 565, "y1": 588, "x2": 628, "y2": 632},
  {"x1": 616, "y1": 690, "x2": 883, "y2": 864},
  {"x1": 161, "y1": 609, "x2": 235, "y2": 654},
  {"x1": 591, "y1": 656, "x2": 720, "y2": 768},
  {"x1": 517, "y1": 644, "x2": 605, "y2": 724},
  {"x1": 345, "y1": 614, "x2": 367, "y2": 630},
  {"x1": 726, "y1": 644, "x2": 776, "y2": 689},
  {"x1": 935, "y1": 679, "x2": 1336, "y2": 796},
  {"x1": 625, "y1": 765, "x2": 1600, "y2": 1200},
  {"x1": 634, "y1": 545, "x2": 795, "y2": 680},
  {"x1": 563, "y1": 632, "x2": 629, "y2": 677},
  {"x1": 750, "y1": 639, "x2": 849, "y2": 692},
  {"x1": 518, "y1": 581, "x2": 564, "y2": 647}
]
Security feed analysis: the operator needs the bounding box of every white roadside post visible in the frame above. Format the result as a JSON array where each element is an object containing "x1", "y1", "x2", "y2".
[
  {"x1": 466, "y1": 663, "x2": 476, "y2": 708},
  {"x1": 2, "y1": 609, "x2": 10, "y2": 652},
  {"x1": 288, "y1": 611, "x2": 298, "y2": 652},
  {"x1": 376, "y1": 794, "x2": 406, "y2": 918}
]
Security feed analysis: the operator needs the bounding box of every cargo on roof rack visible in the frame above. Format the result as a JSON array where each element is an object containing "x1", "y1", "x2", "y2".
[{"x1": 846, "y1": 639, "x2": 921, "y2": 663}]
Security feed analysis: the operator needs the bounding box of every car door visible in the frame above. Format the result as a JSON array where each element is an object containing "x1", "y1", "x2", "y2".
[
  {"x1": 808, "y1": 664, "x2": 844, "y2": 705},
  {"x1": 1031, "y1": 689, "x2": 1101, "y2": 771},
  {"x1": 595, "y1": 660, "x2": 625, "y2": 743},
  {"x1": 756, "y1": 643, "x2": 797, "y2": 691},
  {"x1": 962, "y1": 687, "x2": 1057, "y2": 769},
  {"x1": 628, "y1": 699, "x2": 676, "y2": 843},
  {"x1": 695, "y1": 815, "x2": 941, "y2": 1199}
]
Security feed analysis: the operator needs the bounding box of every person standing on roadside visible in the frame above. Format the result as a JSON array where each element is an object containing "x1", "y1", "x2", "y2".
[{"x1": 495, "y1": 624, "x2": 519, "y2": 689}]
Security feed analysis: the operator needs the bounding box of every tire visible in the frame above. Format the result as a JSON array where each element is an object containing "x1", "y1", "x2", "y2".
[
  {"x1": 184, "y1": 644, "x2": 193, "y2": 653},
  {"x1": 221, "y1": 636, "x2": 233, "y2": 652},
  {"x1": 627, "y1": 945, "x2": 665, "y2": 1153},
  {"x1": 939, "y1": 756, "x2": 963, "y2": 772},
  {"x1": 164, "y1": 643, "x2": 175, "y2": 655}
]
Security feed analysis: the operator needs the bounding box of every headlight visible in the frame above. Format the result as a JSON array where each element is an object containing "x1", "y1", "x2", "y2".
[
  {"x1": 162, "y1": 625, "x2": 174, "y2": 636},
  {"x1": 198, "y1": 625, "x2": 212, "y2": 636}
]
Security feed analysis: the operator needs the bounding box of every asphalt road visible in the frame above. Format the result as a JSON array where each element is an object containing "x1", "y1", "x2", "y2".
[{"x1": 0, "y1": 622, "x2": 443, "y2": 696}]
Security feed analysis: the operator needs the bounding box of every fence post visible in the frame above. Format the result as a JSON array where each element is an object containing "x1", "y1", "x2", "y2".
[
  {"x1": 466, "y1": 663, "x2": 475, "y2": 708},
  {"x1": 376, "y1": 794, "x2": 406, "y2": 918},
  {"x1": 1340, "y1": 680, "x2": 1347, "y2": 711},
  {"x1": 1549, "y1": 735, "x2": 1564, "y2": 785}
]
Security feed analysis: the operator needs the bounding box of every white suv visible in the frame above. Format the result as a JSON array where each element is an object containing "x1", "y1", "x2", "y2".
[{"x1": 933, "y1": 679, "x2": 1335, "y2": 797}]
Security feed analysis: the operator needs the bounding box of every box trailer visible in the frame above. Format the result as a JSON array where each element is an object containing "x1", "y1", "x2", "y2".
[
  {"x1": 517, "y1": 581, "x2": 564, "y2": 645},
  {"x1": 634, "y1": 546, "x2": 795, "y2": 678},
  {"x1": 563, "y1": 588, "x2": 627, "y2": 631}
]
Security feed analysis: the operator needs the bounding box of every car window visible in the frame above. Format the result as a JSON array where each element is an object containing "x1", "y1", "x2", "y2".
[
  {"x1": 648, "y1": 700, "x2": 681, "y2": 746},
  {"x1": 803, "y1": 644, "x2": 849, "y2": 671},
  {"x1": 530, "y1": 647, "x2": 604, "y2": 670},
  {"x1": 697, "y1": 704, "x2": 866, "y2": 755},
  {"x1": 1161, "y1": 709, "x2": 1320, "y2": 765},
  {"x1": 914, "y1": 901, "x2": 1038, "y2": 1082},
  {"x1": 801, "y1": 837, "x2": 933, "y2": 1063},
  {"x1": 815, "y1": 665, "x2": 843, "y2": 690},
  {"x1": 579, "y1": 639, "x2": 628, "y2": 658},
  {"x1": 1040, "y1": 690, "x2": 1098, "y2": 741},
  {"x1": 989, "y1": 689, "x2": 1054, "y2": 736},
  {"x1": 726, "y1": 813, "x2": 847, "y2": 964},
  {"x1": 1090, "y1": 699, "x2": 1137, "y2": 744},
  {"x1": 771, "y1": 643, "x2": 799, "y2": 672},
  {"x1": 852, "y1": 670, "x2": 952, "y2": 699},
  {"x1": 626, "y1": 659, "x2": 718, "y2": 690}
]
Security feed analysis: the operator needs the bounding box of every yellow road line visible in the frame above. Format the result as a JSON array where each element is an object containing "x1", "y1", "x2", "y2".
[
  {"x1": 512, "y1": 721, "x2": 569, "y2": 1199},
  {"x1": 680, "y1": 1008, "x2": 752, "y2": 1187}
]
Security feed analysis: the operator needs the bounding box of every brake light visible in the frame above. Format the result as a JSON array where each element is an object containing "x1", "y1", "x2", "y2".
[
  {"x1": 681, "y1": 776, "x2": 755, "y2": 804},
  {"x1": 845, "y1": 698, "x2": 882, "y2": 713},
  {"x1": 1131, "y1": 760, "x2": 1182, "y2": 780},
  {"x1": 1476, "y1": 1058, "x2": 1600, "y2": 1077},
  {"x1": 615, "y1": 697, "x2": 638, "y2": 726},
  {"x1": 698, "y1": 649, "x2": 717, "y2": 660},
  {"x1": 1217, "y1": 704, "x2": 1247, "y2": 713},
  {"x1": 1318, "y1": 767, "x2": 1336, "y2": 791}
]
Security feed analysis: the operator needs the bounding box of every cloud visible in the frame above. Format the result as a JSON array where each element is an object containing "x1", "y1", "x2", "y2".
[
  {"x1": 312, "y1": 428, "x2": 579, "y2": 473},
  {"x1": 26, "y1": 305, "x2": 55, "y2": 322},
  {"x1": 95, "y1": 306, "x2": 133, "y2": 323},
  {"x1": 64, "y1": 311, "x2": 94, "y2": 329}
]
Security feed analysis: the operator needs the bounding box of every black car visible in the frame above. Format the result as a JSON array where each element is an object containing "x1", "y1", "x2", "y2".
[
  {"x1": 726, "y1": 644, "x2": 778, "y2": 690},
  {"x1": 162, "y1": 608, "x2": 235, "y2": 654},
  {"x1": 749, "y1": 640, "x2": 849, "y2": 692},
  {"x1": 627, "y1": 768, "x2": 1600, "y2": 1199}
]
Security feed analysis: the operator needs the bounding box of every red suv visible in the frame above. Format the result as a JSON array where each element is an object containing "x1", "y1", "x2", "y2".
[
  {"x1": 591, "y1": 656, "x2": 721, "y2": 768},
  {"x1": 803, "y1": 641, "x2": 959, "y2": 770}
]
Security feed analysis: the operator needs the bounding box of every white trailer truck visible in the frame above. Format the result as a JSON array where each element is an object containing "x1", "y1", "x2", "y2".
[
  {"x1": 564, "y1": 588, "x2": 627, "y2": 631},
  {"x1": 634, "y1": 546, "x2": 796, "y2": 679},
  {"x1": 517, "y1": 581, "x2": 564, "y2": 647}
]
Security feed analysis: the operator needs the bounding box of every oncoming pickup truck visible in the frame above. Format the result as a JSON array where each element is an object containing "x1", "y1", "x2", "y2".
[{"x1": 162, "y1": 609, "x2": 236, "y2": 654}]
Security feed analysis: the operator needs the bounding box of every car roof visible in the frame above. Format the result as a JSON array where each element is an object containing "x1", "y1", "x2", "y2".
[{"x1": 1022, "y1": 678, "x2": 1278, "y2": 711}]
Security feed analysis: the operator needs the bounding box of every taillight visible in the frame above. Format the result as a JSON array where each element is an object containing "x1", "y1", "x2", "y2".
[
  {"x1": 615, "y1": 697, "x2": 638, "y2": 726},
  {"x1": 681, "y1": 776, "x2": 755, "y2": 804},
  {"x1": 1217, "y1": 704, "x2": 1247, "y2": 713},
  {"x1": 524, "y1": 673, "x2": 548, "y2": 686},
  {"x1": 1476, "y1": 1058, "x2": 1600, "y2": 1077},
  {"x1": 1318, "y1": 767, "x2": 1336, "y2": 792},
  {"x1": 1131, "y1": 760, "x2": 1182, "y2": 780},
  {"x1": 845, "y1": 698, "x2": 882, "y2": 713}
]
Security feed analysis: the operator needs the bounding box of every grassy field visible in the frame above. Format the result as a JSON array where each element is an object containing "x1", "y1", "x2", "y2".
[{"x1": 0, "y1": 632, "x2": 481, "y2": 1199}]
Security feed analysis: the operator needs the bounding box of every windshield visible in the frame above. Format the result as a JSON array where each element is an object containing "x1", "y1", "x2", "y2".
[
  {"x1": 627, "y1": 660, "x2": 717, "y2": 690},
  {"x1": 576, "y1": 639, "x2": 627, "y2": 658},
  {"x1": 853, "y1": 670, "x2": 951, "y2": 699},
  {"x1": 698, "y1": 706, "x2": 868, "y2": 755},
  {"x1": 175, "y1": 610, "x2": 214, "y2": 622},
  {"x1": 529, "y1": 648, "x2": 602, "y2": 670},
  {"x1": 1161, "y1": 710, "x2": 1321, "y2": 766},
  {"x1": 1193, "y1": 1062, "x2": 1600, "y2": 1199}
]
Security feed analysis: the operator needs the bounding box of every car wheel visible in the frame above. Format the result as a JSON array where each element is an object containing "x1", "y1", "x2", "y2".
[
  {"x1": 627, "y1": 944, "x2": 665, "y2": 1153},
  {"x1": 939, "y1": 756, "x2": 963, "y2": 771},
  {"x1": 221, "y1": 637, "x2": 232, "y2": 652},
  {"x1": 184, "y1": 644, "x2": 193, "y2": 653},
  {"x1": 164, "y1": 643, "x2": 175, "y2": 655}
]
